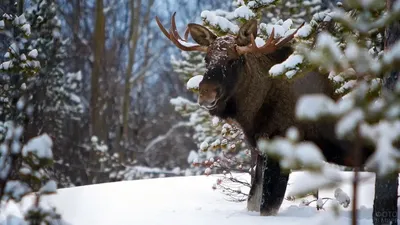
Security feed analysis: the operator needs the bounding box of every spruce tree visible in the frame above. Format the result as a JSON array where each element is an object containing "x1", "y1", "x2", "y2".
[{"x1": 0, "y1": 1, "x2": 64, "y2": 223}]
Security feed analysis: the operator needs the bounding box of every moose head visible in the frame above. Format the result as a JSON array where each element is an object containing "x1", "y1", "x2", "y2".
[{"x1": 156, "y1": 13, "x2": 304, "y2": 118}]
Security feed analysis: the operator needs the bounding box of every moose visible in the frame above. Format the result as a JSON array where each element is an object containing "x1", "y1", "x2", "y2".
[{"x1": 156, "y1": 13, "x2": 374, "y2": 215}]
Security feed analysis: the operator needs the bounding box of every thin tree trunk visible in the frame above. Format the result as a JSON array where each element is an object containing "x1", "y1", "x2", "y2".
[
  {"x1": 114, "y1": 0, "x2": 141, "y2": 160},
  {"x1": 116, "y1": 0, "x2": 155, "y2": 160},
  {"x1": 372, "y1": 1, "x2": 399, "y2": 225},
  {"x1": 91, "y1": 0, "x2": 106, "y2": 141}
]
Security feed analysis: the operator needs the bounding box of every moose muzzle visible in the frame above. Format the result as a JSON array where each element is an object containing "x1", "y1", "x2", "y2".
[{"x1": 198, "y1": 82, "x2": 219, "y2": 110}]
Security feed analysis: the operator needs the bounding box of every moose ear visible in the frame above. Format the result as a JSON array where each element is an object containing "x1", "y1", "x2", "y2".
[
  {"x1": 236, "y1": 19, "x2": 258, "y2": 46},
  {"x1": 188, "y1": 23, "x2": 217, "y2": 46}
]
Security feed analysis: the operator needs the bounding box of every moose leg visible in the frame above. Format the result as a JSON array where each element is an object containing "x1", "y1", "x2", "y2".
[
  {"x1": 260, "y1": 155, "x2": 289, "y2": 216},
  {"x1": 247, "y1": 154, "x2": 264, "y2": 212}
]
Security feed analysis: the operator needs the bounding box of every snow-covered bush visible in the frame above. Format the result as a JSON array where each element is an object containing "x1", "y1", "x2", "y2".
[{"x1": 0, "y1": 123, "x2": 63, "y2": 224}]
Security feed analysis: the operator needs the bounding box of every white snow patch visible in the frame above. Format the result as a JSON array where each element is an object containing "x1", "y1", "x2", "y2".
[
  {"x1": 296, "y1": 94, "x2": 337, "y2": 120},
  {"x1": 211, "y1": 117, "x2": 220, "y2": 126},
  {"x1": 187, "y1": 75, "x2": 203, "y2": 90},
  {"x1": 201, "y1": 10, "x2": 239, "y2": 33},
  {"x1": 296, "y1": 24, "x2": 312, "y2": 38},
  {"x1": 269, "y1": 54, "x2": 303, "y2": 77},
  {"x1": 233, "y1": 6, "x2": 255, "y2": 20},
  {"x1": 362, "y1": 121, "x2": 400, "y2": 175},
  {"x1": 27, "y1": 49, "x2": 38, "y2": 59},
  {"x1": 21, "y1": 24, "x2": 31, "y2": 36},
  {"x1": 335, "y1": 109, "x2": 364, "y2": 138},
  {"x1": 21, "y1": 134, "x2": 53, "y2": 159},
  {"x1": 0, "y1": 172, "x2": 383, "y2": 225},
  {"x1": 187, "y1": 150, "x2": 199, "y2": 164},
  {"x1": 40, "y1": 180, "x2": 57, "y2": 194},
  {"x1": 282, "y1": 19, "x2": 293, "y2": 31}
]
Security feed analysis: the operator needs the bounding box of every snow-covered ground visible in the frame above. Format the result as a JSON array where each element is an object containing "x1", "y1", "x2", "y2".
[{"x1": 1, "y1": 171, "x2": 398, "y2": 225}]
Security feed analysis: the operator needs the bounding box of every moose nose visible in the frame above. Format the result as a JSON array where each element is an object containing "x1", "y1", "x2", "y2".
[
  {"x1": 198, "y1": 97, "x2": 215, "y2": 108},
  {"x1": 198, "y1": 83, "x2": 218, "y2": 109}
]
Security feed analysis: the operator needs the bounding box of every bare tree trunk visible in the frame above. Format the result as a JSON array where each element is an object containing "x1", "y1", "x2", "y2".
[
  {"x1": 91, "y1": 0, "x2": 106, "y2": 141},
  {"x1": 115, "y1": 0, "x2": 155, "y2": 160},
  {"x1": 114, "y1": 0, "x2": 141, "y2": 160},
  {"x1": 373, "y1": 1, "x2": 399, "y2": 224}
]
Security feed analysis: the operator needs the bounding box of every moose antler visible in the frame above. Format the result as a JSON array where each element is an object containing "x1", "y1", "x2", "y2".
[
  {"x1": 236, "y1": 22, "x2": 305, "y2": 55},
  {"x1": 155, "y1": 12, "x2": 208, "y2": 52}
]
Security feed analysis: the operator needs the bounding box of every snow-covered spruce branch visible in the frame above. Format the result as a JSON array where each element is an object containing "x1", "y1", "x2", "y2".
[{"x1": 143, "y1": 121, "x2": 192, "y2": 153}]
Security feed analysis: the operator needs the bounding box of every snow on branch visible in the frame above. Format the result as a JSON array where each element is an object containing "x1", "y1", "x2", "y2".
[
  {"x1": 143, "y1": 121, "x2": 192, "y2": 154},
  {"x1": 269, "y1": 54, "x2": 303, "y2": 78},
  {"x1": 201, "y1": 10, "x2": 239, "y2": 34},
  {"x1": 186, "y1": 75, "x2": 203, "y2": 91},
  {"x1": 286, "y1": 166, "x2": 343, "y2": 197},
  {"x1": 362, "y1": 121, "x2": 400, "y2": 175},
  {"x1": 258, "y1": 127, "x2": 326, "y2": 171}
]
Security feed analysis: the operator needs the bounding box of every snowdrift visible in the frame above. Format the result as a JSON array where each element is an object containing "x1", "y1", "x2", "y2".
[{"x1": 1, "y1": 171, "x2": 398, "y2": 225}]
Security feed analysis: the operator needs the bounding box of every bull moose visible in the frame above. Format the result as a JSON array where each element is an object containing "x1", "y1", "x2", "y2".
[{"x1": 156, "y1": 13, "x2": 373, "y2": 215}]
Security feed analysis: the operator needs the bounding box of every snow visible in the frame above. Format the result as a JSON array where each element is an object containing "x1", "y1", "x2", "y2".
[
  {"x1": 0, "y1": 61, "x2": 13, "y2": 70},
  {"x1": 308, "y1": 32, "x2": 345, "y2": 71},
  {"x1": 0, "y1": 172, "x2": 390, "y2": 225},
  {"x1": 233, "y1": 6, "x2": 255, "y2": 20},
  {"x1": 334, "y1": 188, "x2": 350, "y2": 208},
  {"x1": 200, "y1": 141, "x2": 209, "y2": 151},
  {"x1": 40, "y1": 180, "x2": 57, "y2": 194},
  {"x1": 4, "y1": 181, "x2": 31, "y2": 201},
  {"x1": 20, "y1": 54, "x2": 26, "y2": 61},
  {"x1": 258, "y1": 137, "x2": 325, "y2": 170},
  {"x1": 212, "y1": 117, "x2": 220, "y2": 126},
  {"x1": 186, "y1": 75, "x2": 203, "y2": 90},
  {"x1": 247, "y1": 0, "x2": 275, "y2": 8},
  {"x1": 266, "y1": 24, "x2": 286, "y2": 38},
  {"x1": 90, "y1": 136, "x2": 98, "y2": 143},
  {"x1": 201, "y1": 10, "x2": 239, "y2": 33},
  {"x1": 282, "y1": 19, "x2": 293, "y2": 31},
  {"x1": 287, "y1": 166, "x2": 342, "y2": 197},
  {"x1": 21, "y1": 133, "x2": 53, "y2": 159},
  {"x1": 170, "y1": 96, "x2": 194, "y2": 107},
  {"x1": 296, "y1": 94, "x2": 337, "y2": 120},
  {"x1": 361, "y1": 121, "x2": 400, "y2": 175},
  {"x1": 269, "y1": 54, "x2": 303, "y2": 78},
  {"x1": 187, "y1": 150, "x2": 199, "y2": 164},
  {"x1": 27, "y1": 49, "x2": 38, "y2": 59},
  {"x1": 335, "y1": 109, "x2": 364, "y2": 139},
  {"x1": 21, "y1": 24, "x2": 31, "y2": 36},
  {"x1": 296, "y1": 24, "x2": 312, "y2": 38},
  {"x1": 177, "y1": 39, "x2": 199, "y2": 47},
  {"x1": 254, "y1": 37, "x2": 266, "y2": 47},
  {"x1": 13, "y1": 14, "x2": 27, "y2": 25}
]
